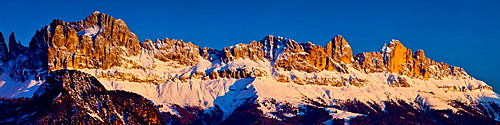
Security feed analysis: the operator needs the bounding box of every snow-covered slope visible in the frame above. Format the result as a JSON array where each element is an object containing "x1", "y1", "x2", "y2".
[
  {"x1": 1, "y1": 12, "x2": 499, "y2": 124},
  {"x1": 76, "y1": 57, "x2": 499, "y2": 120}
]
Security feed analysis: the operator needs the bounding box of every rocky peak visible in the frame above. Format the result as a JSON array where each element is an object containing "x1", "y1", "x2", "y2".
[
  {"x1": 413, "y1": 50, "x2": 426, "y2": 60},
  {"x1": 0, "y1": 32, "x2": 7, "y2": 58},
  {"x1": 261, "y1": 36, "x2": 325, "y2": 72},
  {"x1": 381, "y1": 39, "x2": 401, "y2": 53},
  {"x1": 9, "y1": 12, "x2": 472, "y2": 83},
  {"x1": 260, "y1": 35, "x2": 295, "y2": 60},
  {"x1": 214, "y1": 35, "x2": 291, "y2": 63},
  {"x1": 354, "y1": 52, "x2": 387, "y2": 73},
  {"x1": 141, "y1": 39, "x2": 155, "y2": 50},
  {"x1": 8, "y1": 32, "x2": 16, "y2": 50},
  {"x1": 218, "y1": 40, "x2": 265, "y2": 62},
  {"x1": 381, "y1": 39, "x2": 413, "y2": 74},
  {"x1": 353, "y1": 39, "x2": 470, "y2": 80},
  {"x1": 44, "y1": 12, "x2": 141, "y2": 71},
  {"x1": 0, "y1": 32, "x2": 4, "y2": 42},
  {"x1": 326, "y1": 35, "x2": 354, "y2": 64},
  {"x1": 0, "y1": 32, "x2": 7, "y2": 71},
  {"x1": 141, "y1": 38, "x2": 201, "y2": 66},
  {"x1": 8, "y1": 32, "x2": 27, "y2": 56},
  {"x1": 217, "y1": 35, "x2": 353, "y2": 73},
  {"x1": 49, "y1": 11, "x2": 119, "y2": 33},
  {"x1": 380, "y1": 40, "x2": 426, "y2": 77}
]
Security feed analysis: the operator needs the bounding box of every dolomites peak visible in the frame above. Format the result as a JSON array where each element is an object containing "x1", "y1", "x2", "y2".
[
  {"x1": 13, "y1": 12, "x2": 470, "y2": 81},
  {"x1": 326, "y1": 35, "x2": 354, "y2": 64}
]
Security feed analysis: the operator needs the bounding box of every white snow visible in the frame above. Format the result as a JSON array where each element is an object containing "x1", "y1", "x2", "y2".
[
  {"x1": 77, "y1": 27, "x2": 102, "y2": 37},
  {"x1": 0, "y1": 68, "x2": 43, "y2": 98},
  {"x1": 213, "y1": 78, "x2": 257, "y2": 118},
  {"x1": 324, "y1": 107, "x2": 364, "y2": 122},
  {"x1": 72, "y1": 55, "x2": 500, "y2": 121},
  {"x1": 381, "y1": 43, "x2": 392, "y2": 53}
]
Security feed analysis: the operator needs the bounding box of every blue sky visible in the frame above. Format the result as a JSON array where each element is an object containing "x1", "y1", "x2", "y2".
[{"x1": 1, "y1": 0, "x2": 499, "y2": 91}]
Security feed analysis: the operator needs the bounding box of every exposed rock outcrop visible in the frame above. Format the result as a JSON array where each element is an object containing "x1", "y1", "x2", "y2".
[
  {"x1": 141, "y1": 38, "x2": 200, "y2": 67},
  {"x1": 0, "y1": 32, "x2": 8, "y2": 71},
  {"x1": 387, "y1": 74, "x2": 410, "y2": 87},
  {"x1": 218, "y1": 41, "x2": 266, "y2": 63},
  {"x1": 44, "y1": 11, "x2": 141, "y2": 70},
  {"x1": 354, "y1": 52, "x2": 387, "y2": 73},
  {"x1": 354, "y1": 39, "x2": 467, "y2": 80},
  {"x1": 8, "y1": 32, "x2": 28, "y2": 56},
  {"x1": 326, "y1": 35, "x2": 354, "y2": 64},
  {"x1": 0, "y1": 11, "x2": 473, "y2": 87}
]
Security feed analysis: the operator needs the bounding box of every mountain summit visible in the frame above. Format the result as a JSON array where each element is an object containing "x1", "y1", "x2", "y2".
[{"x1": 0, "y1": 12, "x2": 499, "y2": 124}]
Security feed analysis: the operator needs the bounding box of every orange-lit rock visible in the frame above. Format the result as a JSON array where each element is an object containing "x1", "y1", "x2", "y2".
[
  {"x1": 354, "y1": 52, "x2": 386, "y2": 73},
  {"x1": 326, "y1": 35, "x2": 354, "y2": 64},
  {"x1": 26, "y1": 12, "x2": 471, "y2": 83},
  {"x1": 45, "y1": 12, "x2": 142, "y2": 70},
  {"x1": 382, "y1": 40, "x2": 413, "y2": 74}
]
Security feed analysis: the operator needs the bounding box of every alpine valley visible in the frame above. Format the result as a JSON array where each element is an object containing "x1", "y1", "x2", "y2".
[{"x1": 0, "y1": 12, "x2": 499, "y2": 125}]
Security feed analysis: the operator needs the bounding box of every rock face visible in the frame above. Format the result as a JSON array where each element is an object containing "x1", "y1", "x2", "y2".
[
  {"x1": 326, "y1": 35, "x2": 354, "y2": 64},
  {"x1": 0, "y1": 70, "x2": 161, "y2": 124},
  {"x1": 0, "y1": 32, "x2": 8, "y2": 71},
  {"x1": 8, "y1": 32, "x2": 29, "y2": 57},
  {"x1": 354, "y1": 39, "x2": 467, "y2": 80},
  {"x1": 12, "y1": 11, "x2": 467, "y2": 81},
  {"x1": 383, "y1": 40, "x2": 412, "y2": 74},
  {"x1": 44, "y1": 11, "x2": 141, "y2": 70},
  {"x1": 211, "y1": 35, "x2": 466, "y2": 80},
  {"x1": 141, "y1": 38, "x2": 201, "y2": 67},
  {"x1": 355, "y1": 52, "x2": 387, "y2": 73},
  {"x1": 206, "y1": 35, "x2": 354, "y2": 73}
]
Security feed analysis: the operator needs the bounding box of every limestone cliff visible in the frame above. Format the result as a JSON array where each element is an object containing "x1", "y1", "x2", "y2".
[
  {"x1": 13, "y1": 12, "x2": 467, "y2": 81},
  {"x1": 44, "y1": 11, "x2": 141, "y2": 70}
]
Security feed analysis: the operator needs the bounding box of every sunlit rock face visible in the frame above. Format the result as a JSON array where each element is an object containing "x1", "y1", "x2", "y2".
[
  {"x1": 45, "y1": 12, "x2": 141, "y2": 70},
  {"x1": 24, "y1": 12, "x2": 467, "y2": 82}
]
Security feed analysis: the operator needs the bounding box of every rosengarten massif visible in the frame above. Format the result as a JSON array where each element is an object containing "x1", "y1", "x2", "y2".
[{"x1": 0, "y1": 12, "x2": 499, "y2": 125}]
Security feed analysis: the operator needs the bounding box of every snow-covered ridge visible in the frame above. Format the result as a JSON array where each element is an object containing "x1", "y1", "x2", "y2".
[
  {"x1": 76, "y1": 59, "x2": 498, "y2": 120},
  {"x1": 72, "y1": 40, "x2": 497, "y2": 120}
]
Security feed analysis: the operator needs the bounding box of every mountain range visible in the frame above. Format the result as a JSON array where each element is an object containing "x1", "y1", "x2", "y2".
[{"x1": 0, "y1": 11, "x2": 499, "y2": 124}]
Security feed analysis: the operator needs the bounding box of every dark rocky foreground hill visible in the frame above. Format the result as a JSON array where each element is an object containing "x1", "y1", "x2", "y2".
[{"x1": 0, "y1": 70, "x2": 161, "y2": 124}]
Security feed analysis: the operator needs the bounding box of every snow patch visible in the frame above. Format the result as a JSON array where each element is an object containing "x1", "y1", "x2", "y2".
[
  {"x1": 77, "y1": 27, "x2": 102, "y2": 37},
  {"x1": 0, "y1": 74, "x2": 43, "y2": 98},
  {"x1": 324, "y1": 107, "x2": 364, "y2": 119}
]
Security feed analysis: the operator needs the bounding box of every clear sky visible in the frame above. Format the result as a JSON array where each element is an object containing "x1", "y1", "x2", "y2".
[{"x1": 1, "y1": 0, "x2": 499, "y2": 91}]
